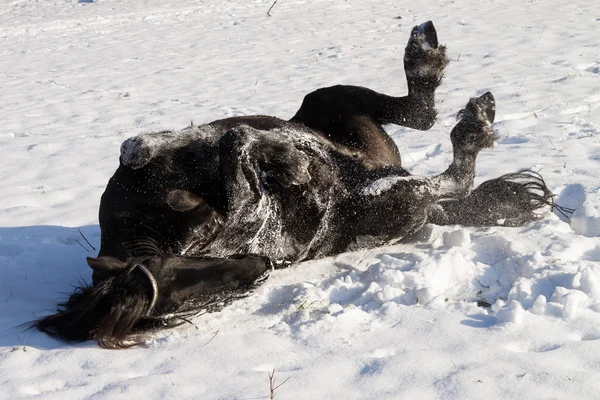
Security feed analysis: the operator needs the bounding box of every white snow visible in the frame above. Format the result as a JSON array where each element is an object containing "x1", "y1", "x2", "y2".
[
  {"x1": 1, "y1": 0, "x2": 600, "y2": 399},
  {"x1": 442, "y1": 228, "x2": 471, "y2": 248},
  {"x1": 363, "y1": 176, "x2": 410, "y2": 196},
  {"x1": 570, "y1": 189, "x2": 600, "y2": 237}
]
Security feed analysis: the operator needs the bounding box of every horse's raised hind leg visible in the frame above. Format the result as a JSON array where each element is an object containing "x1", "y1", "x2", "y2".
[
  {"x1": 340, "y1": 92, "x2": 496, "y2": 248},
  {"x1": 290, "y1": 22, "x2": 448, "y2": 170},
  {"x1": 427, "y1": 170, "x2": 562, "y2": 227},
  {"x1": 371, "y1": 20, "x2": 449, "y2": 129},
  {"x1": 292, "y1": 21, "x2": 448, "y2": 132}
]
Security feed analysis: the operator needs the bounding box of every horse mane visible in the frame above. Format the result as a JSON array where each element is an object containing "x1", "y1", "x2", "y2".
[
  {"x1": 32, "y1": 256, "x2": 269, "y2": 348},
  {"x1": 32, "y1": 269, "x2": 155, "y2": 349}
]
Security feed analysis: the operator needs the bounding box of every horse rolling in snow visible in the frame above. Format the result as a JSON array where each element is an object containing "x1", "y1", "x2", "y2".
[{"x1": 34, "y1": 22, "x2": 563, "y2": 348}]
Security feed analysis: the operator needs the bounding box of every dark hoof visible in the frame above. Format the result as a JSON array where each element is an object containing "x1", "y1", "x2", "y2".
[
  {"x1": 478, "y1": 92, "x2": 496, "y2": 124},
  {"x1": 404, "y1": 21, "x2": 448, "y2": 84},
  {"x1": 462, "y1": 92, "x2": 496, "y2": 125},
  {"x1": 452, "y1": 93, "x2": 498, "y2": 152},
  {"x1": 416, "y1": 21, "x2": 438, "y2": 49}
]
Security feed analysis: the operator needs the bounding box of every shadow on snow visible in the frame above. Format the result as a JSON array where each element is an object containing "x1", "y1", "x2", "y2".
[{"x1": 0, "y1": 225, "x2": 100, "y2": 350}]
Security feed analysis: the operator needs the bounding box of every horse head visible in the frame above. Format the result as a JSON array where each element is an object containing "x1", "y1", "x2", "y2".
[{"x1": 34, "y1": 253, "x2": 271, "y2": 348}]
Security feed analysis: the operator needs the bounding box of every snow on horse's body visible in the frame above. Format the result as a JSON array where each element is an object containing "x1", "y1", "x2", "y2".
[
  {"x1": 34, "y1": 22, "x2": 558, "y2": 348},
  {"x1": 105, "y1": 115, "x2": 431, "y2": 264}
]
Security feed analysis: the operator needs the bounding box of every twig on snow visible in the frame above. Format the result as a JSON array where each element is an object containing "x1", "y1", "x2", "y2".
[
  {"x1": 518, "y1": 75, "x2": 528, "y2": 90},
  {"x1": 202, "y1": 329, "x2": 220, "y2": 347},
  {"x1": 533, "y1": 27, "x2": 545, "y2": 49},
  {"x1": 267, "y1": 0, "x2": 279, "y2": 16},
  {"x1": 268, "y1": 369, "x2": 291, "y2": 399},
  {"x1": 75, "y1": 240, "x2": 90, "y2": 252},
  {"x1": 78, "y1": 228, "x2": 96, "y2": 251}
]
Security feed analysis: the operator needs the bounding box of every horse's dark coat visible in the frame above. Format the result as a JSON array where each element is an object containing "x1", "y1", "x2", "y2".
[{"x1": 34, "y1": 22, "x2": 560, "y2": 348}]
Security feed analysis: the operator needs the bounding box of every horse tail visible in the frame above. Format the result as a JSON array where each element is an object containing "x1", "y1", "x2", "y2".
[{"x1": 428, "y1": 170, "x2": 572, "y2": 227}]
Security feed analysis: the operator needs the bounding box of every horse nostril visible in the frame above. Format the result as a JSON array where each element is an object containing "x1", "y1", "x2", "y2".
[{"x1": 121, "y1": 137, "x2": 155, "y2": 169}]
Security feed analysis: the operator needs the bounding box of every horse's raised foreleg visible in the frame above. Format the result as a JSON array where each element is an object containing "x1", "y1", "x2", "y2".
[{"x1": 342, "y1": 92, "x2": 496, "y2": 247}]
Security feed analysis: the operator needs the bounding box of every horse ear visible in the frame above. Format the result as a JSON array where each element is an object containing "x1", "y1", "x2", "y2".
[
  {"x1": 166, "y1": 189, "x2": 204, "y2": 212},
  {"x1": 87, "y1": 256, "x2": 128, "y2": 272}
]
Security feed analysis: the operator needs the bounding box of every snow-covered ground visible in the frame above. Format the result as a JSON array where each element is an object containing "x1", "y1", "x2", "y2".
[{"x1": 1, "y1": 0, "x2": 600, "y2": 398}]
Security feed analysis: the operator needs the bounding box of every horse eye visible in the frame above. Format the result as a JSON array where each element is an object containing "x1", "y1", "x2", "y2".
[{"x1": 121, "y1": 216, "x2": 135, "y2": 226}]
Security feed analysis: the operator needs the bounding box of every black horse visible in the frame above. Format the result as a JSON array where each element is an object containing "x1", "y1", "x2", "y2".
[{"x1": 34, "y1": 22, "x2": 560, "y2": 348}]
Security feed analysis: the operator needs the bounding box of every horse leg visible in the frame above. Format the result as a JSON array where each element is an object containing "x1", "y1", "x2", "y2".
[
  {"x1": 427, "y1": 170, "x2": 561, "y2": 227},
  {"x1": 339, "y1": 92, "x2": 495, "y2": 248},
  {"x1": 292, "y1": 21, "x2": 448, "y2": 130},
  {"x1": 370, "y1": 20, "x2": 449, "y2": 128},
  {"x1": 290, "y1": 22, "x2": 448, "y2": 168}
]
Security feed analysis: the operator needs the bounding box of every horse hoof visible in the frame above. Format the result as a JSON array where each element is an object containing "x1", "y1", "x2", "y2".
[
  {"x1": 452, "y1": 93, "x2": 498, "y2": 152},
  {"x1": 404, "y1": 21, "x2": 448, "y2": 82},
  {"x1": 416, "y1": 21, "x2": 438, "y2": 50},
  {"x1": 478, "y1": 91, "x2": 496, "y2": 124}
]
